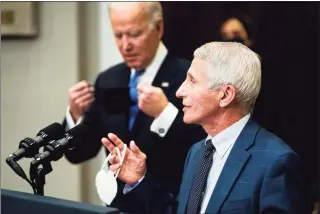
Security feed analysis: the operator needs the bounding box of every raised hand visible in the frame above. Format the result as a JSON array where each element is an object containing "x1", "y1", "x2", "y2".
[
  {"x1": 102, "y1": 133, "x2": 147, "y2": 185},
  {"x1": 137, "y1": 83, "x2": 169, "y2": 118},
  {"x1": 68, "y1": 80, "x2": 94, "y2": 122}
]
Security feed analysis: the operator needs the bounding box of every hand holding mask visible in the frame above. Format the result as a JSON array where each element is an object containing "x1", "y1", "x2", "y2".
[{"x1": 95, "y1": 144, "x2": 127, "y2": 205}]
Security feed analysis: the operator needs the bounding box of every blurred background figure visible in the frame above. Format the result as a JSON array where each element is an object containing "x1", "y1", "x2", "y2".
[{"x1": 219, "y1": 15, "x2": 253, "y2": 48}]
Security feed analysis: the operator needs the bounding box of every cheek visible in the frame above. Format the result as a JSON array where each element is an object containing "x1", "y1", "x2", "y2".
[
  {"x1": 141, "y1": 34, "x2": 158, "y2": 50},
  {"x1": 115, "y1": 40, "x2": 121, "y2": 49},
  {"x1": 196, "y1": 98, "x2": 208, "y2": 112},
  {"x1": 193, "y1": 94, "x2": 215, "y2": 114},
  {"x1": 130, "y1": 40, "x2": 148, "y2": 57},
  {"x1": 134, "y1": 34, "x2": 150, "y2": 47},
  {"x1": 190, "y1": 94, "x2": 206, "y2": 110}
]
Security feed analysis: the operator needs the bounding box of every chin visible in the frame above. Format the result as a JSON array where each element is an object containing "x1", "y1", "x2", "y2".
[
  {"x1": 183, "y1": 116, "x2": 194, "y2": 125},
  {"x1": 125, "y1": 59, "x2": 144, "y2": 69},
  {"x1": 126, "y1": 62, "x2": 138, "y2": 69}
]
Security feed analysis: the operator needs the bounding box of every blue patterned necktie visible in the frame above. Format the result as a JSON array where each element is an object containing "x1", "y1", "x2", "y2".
[
  {"x1": 128, "y1": 69, "x2": 145, "y2": 131},
  {"x1": 186, "y1": 139, "x2": 215, "y2": 214}
]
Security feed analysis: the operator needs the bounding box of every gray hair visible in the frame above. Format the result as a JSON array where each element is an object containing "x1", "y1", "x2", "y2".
[
  {"x1": 108, "y1": 2, "x2": 163, "y2": 29},
  {"x1": 194, "y1": 42, "x2": 261, "y2": 113}
]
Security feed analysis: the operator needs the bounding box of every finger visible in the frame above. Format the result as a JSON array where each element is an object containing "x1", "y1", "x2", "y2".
[
  {"x1": 137, "y1": 83, "x2": 151, "y2": 94},
  {"x1": 109, "y1": 164, "x2": 121, "y2": 173},
  {"x1": 155, "y1": 87, "x2": 163, "y2": 95},
  {"x1": 82, "y1": 98, "x2": 95, "y2": 108},
  {"x1": 70, "y1": 91, "x2": 94, "y2": 106},
  {"x1": 137, "y1": 99, "x2": 150, "y2": 110},
  {"x1": 130, "y1": 140, "x2": 142, "y2": 155},
  {"x1": 70, "y1": 87, "x2": 94, "y2": 101},
  {"x1": 101, "y1": 137, "x2": 115, "y2": 154},
  {"x1": 74, "y1": 93, "x2": 94, "y2": 105},
  {"x1": 138, "y1": 93, "x2": 150, "y2": 103},
  {"x1": 69, "y1": 81, "x2": 92, "y2": 93},
  {"x1": 104, "y1": 139, "x2": 120, "y2": 155},
  {"x1": 147, "y1": 87, "x2": 163, "y2": 97},
  {"x1": 108, "y1": 133, "x2": 125, "y2": 150},
  {"x1": 109, "y1": 154, "x2": 120, "y2": 165},
  {"x1": 140, "y1": 85, "x2": 156, "y2": 95}
]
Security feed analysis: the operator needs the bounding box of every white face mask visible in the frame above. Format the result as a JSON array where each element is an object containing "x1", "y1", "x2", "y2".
[{"x1": 95, "y1": 144, "x2": 127, "y2": 205}]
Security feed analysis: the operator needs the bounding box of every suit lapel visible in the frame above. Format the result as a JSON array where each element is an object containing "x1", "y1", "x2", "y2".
[
  {"x1": 205, "y1": 120, "x2": 260, "y2": 213},
  {"x1": 151, "y1": 53, "x2": 179, "y2": 93},
  {"x1": 178, "y1": 140, "x2": 206, "y2": 214}
]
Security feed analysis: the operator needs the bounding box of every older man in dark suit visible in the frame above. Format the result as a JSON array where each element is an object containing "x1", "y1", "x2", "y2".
[
  {"x1": 62, "y1": 2, "x2": 206, "y2": 213},
  {"x1": 103, "y1": 42, "x2": 305, "y2": 214}
]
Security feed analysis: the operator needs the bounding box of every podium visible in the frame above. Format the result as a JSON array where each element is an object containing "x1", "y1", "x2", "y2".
[{"x1": 1, "y1": 189, "x2": 119, "y2": 214}]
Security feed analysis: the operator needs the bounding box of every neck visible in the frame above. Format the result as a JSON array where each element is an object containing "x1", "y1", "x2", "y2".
[{"x1": 202, "y1": 107, "x2": 248, "y2": 136}]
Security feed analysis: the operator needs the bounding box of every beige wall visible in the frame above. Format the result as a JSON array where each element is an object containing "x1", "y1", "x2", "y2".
[
  {"x1": 1, "y1": 2, "x2": 82, "y2": 202},
  {"x1": 1, "y1": 1, "x2": 123, "y2": 205}
]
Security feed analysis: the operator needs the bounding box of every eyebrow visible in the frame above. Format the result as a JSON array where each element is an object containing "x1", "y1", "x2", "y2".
[{"x1": 187, "y1": 72, "x2": 195, "y2": 80}]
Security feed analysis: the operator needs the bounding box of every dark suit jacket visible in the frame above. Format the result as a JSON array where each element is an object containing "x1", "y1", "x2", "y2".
[
  {"x1": 63, "y1": 53, "x2": 206, "y2": 213},
  {"x1": 129, "y1": 119, "x2": 304, "y2": 214}
]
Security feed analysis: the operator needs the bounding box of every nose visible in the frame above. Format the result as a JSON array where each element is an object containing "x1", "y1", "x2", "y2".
[
  {"x1": 121, "y1": 36, "x2": 132, "y2": 52},
  {"x1": 176, "y1": 80, "x2": 186, "y2": 98}
]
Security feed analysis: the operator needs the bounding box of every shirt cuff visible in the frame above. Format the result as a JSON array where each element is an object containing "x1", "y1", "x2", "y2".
[
  {"x1": 150, "y1": 102, "x2": 179, "y2": 137},
  {"x1": 65, "y1": 106, "x2": 83, "y2": 130},
  {"x1": 123, "y1": 175, "x2": 145, "y2": 195}
]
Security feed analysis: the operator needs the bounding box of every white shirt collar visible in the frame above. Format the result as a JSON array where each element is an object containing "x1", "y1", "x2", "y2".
[
  {"x1": 205, "y1": 114, "x2": 251, "y2": 158},
  {"x1": 130, "y1": 41, "x2": 168, "y2": 85}
]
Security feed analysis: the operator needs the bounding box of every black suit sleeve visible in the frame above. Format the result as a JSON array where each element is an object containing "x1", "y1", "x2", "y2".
[
  {"x1": 63, "y1": 75, "x2": 106, "y2": 164},
  {"x1": 62, "y1": 110, "x2": 103, "y2": 164}
]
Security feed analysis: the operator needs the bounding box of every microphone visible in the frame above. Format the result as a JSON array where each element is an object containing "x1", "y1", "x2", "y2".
[
  {"x1": 6, "y1": 123, "x2": 65, "y2": 162},
  {"x1": 31, "y1": 124, "x2": 89, "y2": 166}
]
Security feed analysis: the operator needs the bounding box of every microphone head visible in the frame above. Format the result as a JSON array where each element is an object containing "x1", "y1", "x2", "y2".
[
  {"x1": 65, "y1": 124, "x2": 90, "y2": 143},
  {"x1": 37, "y1": 123, "x2": 65, "y2": 140},
  {"x1": 42, "y1": 124, "x2": 90, "y2": 161}
]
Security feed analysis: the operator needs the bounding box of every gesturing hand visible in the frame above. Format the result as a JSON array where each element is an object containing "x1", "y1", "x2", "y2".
[
  {"x1": 68, "y1": 80, "x2": 94, "y2": 122},
  {"x1": 137, "y1": 83, "x2": 169, "y2": 118},
  {"x1": 102, "y1": 133, "x2": 147, "y2": 185}
]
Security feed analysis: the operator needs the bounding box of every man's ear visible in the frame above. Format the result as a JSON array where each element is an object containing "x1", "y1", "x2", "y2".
[
  {"x1": 156, "y1": 20, "x2": 164, "y2": 38},
  {"x1": 219, "y1": 85, "x2": 236, "y2": 108}
]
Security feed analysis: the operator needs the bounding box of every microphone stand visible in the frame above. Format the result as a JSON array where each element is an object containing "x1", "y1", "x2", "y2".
[
  {"x1": 29, "y1": 159, "x2": 52, "y2": 196},
  {"x1": 6, "y1": 157, "x2": 37, "y2": 194}
]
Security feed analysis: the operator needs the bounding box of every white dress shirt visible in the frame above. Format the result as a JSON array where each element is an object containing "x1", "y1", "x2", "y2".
[
  {"x1": 65, "y1": 42, "x2": 179, "y2": 137},
  {"x1": 200, "y1": 114, "x2": 251, "y2": 213},
  {"x1": 123, "y1": 114, "x2": 251, "y2": 196}
]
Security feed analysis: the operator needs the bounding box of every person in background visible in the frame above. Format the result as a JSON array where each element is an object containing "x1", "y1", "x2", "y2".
[
  {"x1": 219, "y1": 15, "x2": 254, "y2": 48},
  {"x1": 62, "y1": 2, "x2": 206, "y2": 213}
]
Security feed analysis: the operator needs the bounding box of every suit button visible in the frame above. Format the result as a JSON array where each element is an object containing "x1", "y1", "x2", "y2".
[{"x1": 159, "y1": 128, "x2": 165, "y2": 133}]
